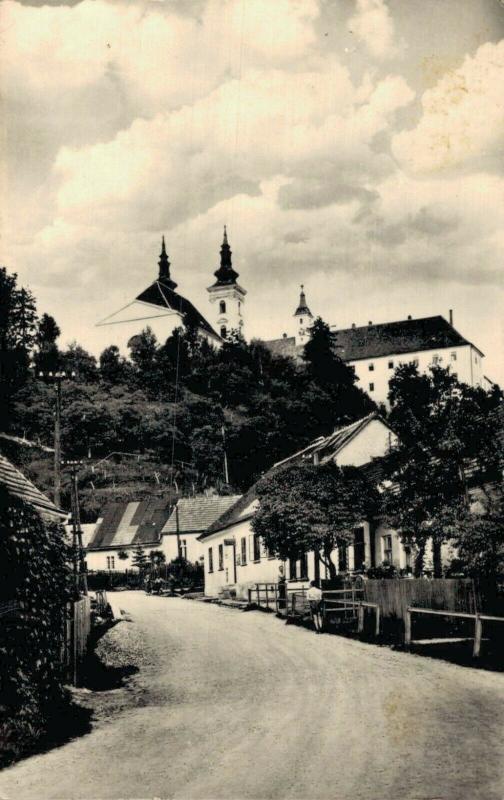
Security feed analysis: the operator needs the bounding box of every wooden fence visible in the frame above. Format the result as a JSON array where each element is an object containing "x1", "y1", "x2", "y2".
[
  {"x1": 363, "y1": 579, "x2": 477, "y2": 623},
  {"x1": 62, "y1": 596, "x2": 91, "y2": 685}
]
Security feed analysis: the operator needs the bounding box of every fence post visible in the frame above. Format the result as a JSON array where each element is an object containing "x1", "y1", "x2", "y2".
[
  {"x1": 248, "y1": 588, "x2": 252, "y2": 605},
  {"x1": 265, "y1": 584, "x2": 269, "y2": 610},
  {"x1": 357, "y1": 603, "x2": 364, "y2": 633},
  {"x1": 375, "y1": 605, "x2": 380, "y2": 638},
  {"x1": 404, "y1": 608, "x2": 412, "y2": 647},
  {"x1": 256, "y1": 584, "x2": 260, "y2": 607},
  {"x1": 473, "y1": 615, "x2": 482, "y2": 658},
  {"x1": 274, "y1": 584, "x2": 278, "y2": 614}
]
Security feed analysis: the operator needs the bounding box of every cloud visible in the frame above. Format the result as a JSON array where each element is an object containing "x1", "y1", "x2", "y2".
[
  {"x1": 347, "y1": 0, "x2": 399, "y2": 60},
  {"x1": 392, "y1": 39, "x2": 504, "y2": 173}
]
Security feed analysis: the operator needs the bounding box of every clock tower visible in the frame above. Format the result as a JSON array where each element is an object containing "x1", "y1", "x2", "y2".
[{"x1": 207, "y1": 227, "x2": 246, "y2": 339}]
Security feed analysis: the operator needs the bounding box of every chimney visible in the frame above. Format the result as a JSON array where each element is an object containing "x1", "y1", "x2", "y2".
[
  {"x1": 407, "y1": 314, "x2": 412, "y2": 320},
  {"x1": 282, "y1": 332, "x2": 287, "y2": 339},
  {"x1": 351, "y1": 323, "x2": 356, "y2": 329},
  {"x1": 368, "y1": 321, "x2": 372, "y2": 326},
  {"x1": 449, "y1": 309, "x2": 453, "y2": 326}
]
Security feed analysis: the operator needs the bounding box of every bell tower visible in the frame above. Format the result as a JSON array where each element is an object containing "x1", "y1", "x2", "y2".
[
  {"x1": 207, "y1": 227, "x2": 246, "y2": 340},
  {"x1": 294, "y1": 285, "x2": 313, "y2": 345}
]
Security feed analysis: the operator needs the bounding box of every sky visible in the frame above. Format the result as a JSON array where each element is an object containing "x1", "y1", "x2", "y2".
[{"x1": 1, "y1": 0, "x2": 504, "y2": 383}]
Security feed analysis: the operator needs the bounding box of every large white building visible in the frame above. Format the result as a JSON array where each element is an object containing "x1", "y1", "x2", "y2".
[{"x1": 265, "y1": 288, "x2": 487, "y2": 405}]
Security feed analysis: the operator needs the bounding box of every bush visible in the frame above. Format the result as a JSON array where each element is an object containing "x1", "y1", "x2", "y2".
[
  {"x1": 86, "y1": 570, "x2": 142, "y2": 590},
  {"x1": 0, "y1": 489, "x2": 73, "y2": 765}
]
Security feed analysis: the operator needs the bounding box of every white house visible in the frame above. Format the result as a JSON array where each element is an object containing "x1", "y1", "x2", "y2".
[
  {"x1": 199, "y1": 413, "x2": 411, "y2": 599},
  {"x1": 265, "y1": 297, "x2": 487, "y2": 405},
  {"x1": 86, "y1": 493, "x2": 239, "y2": 572}
]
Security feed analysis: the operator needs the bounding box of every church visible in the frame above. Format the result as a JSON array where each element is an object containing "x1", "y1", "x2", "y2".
[
  {"x1": 96, "y1": 227, "x2": 245, "y2": 351},
  {"x1": 97, "y1": 230, "x2": 489, "y2": 405}
]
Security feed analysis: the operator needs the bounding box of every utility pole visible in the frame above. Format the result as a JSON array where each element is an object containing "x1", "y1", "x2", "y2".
[
  {"x1": 62, "y1": 459, "x2": 88, "y2": 596},
  {"x1": 221, "y1": 425, "x2": 229, "y2": 484},
  {"x1": 38, "y1": 370, "x2": 75, "y2": 507}
]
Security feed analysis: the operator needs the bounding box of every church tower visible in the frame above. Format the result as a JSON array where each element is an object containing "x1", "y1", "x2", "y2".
[
  {"x1": 294, "y1": 285, "x2": 313, "y2": 345},
  {"x1": 207, "y1": 227, "x2": 246, "y2": 339}
]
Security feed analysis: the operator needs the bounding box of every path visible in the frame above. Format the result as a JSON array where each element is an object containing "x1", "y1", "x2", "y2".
[{"x1": 1, "y1": 591, "x2": 503, "y2": 800}]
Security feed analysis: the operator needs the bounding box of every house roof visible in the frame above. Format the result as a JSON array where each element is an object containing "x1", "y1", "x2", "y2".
[
  {"x1": 135, "y1": 279, "x2": 220, "y2": 341},
  {"x1": 263, "y1": 315, "x2": 481, "y2": 363},
  {"x1": 332, "y1": 316, "x2": 478, "y2": 362},
  {"x1": 0, "y1": 454, "x2": 66, "y2": 519},
  {"x1": 162, "y1": 495, "x2": 242, "y2": 534},
  {"x1": 87, "y1": 496, "x2": 174, "y2": 550},
  {"x1": 202, "y1": 414, "x2": 391, "y2": 539}
]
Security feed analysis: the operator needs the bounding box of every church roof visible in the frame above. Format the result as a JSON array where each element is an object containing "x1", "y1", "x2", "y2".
[
  {"x1": 134, "y1": 278, "x2": 220, "y2": 340},
  {"x1": 294, "y1": 285, "x2": 312, "y2": 317},
  {"x1": 210, "y1": 227, "x2": 239, "y2": 287}
]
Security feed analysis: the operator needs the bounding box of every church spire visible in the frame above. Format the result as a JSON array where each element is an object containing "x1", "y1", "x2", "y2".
[
  {"x1": 212, "y1": 226, "x2": 239, "y2": 286},
  {"x1": 158, "y1": 236, "x2": 177, "y2": 290},
  {"x1": 294, "y1": 284, "x2": 312, "y2": 317}
]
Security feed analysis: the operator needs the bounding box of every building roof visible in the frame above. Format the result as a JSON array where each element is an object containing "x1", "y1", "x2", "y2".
[
  {"x1": 162, "y1": 495, "x2": 242, "y2": 534},
  {"x1": 0, "y1": 454, "x2": 66, "y2": 519},
  {"x1": 200, "y1": 485, "x2": 257, "y2": 539},
  {"x1": 263, "y1": 315, "x2": 481, "y2": 364},
  {"x1": 87, "y1": 496, "x2": 174, "y2": 550},
  {"x1": 294, "y1": 286, "x2": 312, "y2": 318},
  {"x1": 135, "y1": 279, "x2": 220, "y2": 341},
  {"x1": 210, "y1": 227, "x2": 240, "y2": 287},
  {"x1": 332, "y1": 315, "x2": 479, "y2": 362}
]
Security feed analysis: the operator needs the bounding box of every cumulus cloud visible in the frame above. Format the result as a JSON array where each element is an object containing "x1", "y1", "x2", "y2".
[
  {"x1": 347, "y1": 0, "x2": 399, "y2": 60},
  {"x1": 392, "y1": 39, "x2": 504, "y2": 173}
]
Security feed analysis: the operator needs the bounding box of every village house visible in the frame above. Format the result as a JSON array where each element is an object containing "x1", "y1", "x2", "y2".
[
  {"x1": 86, "y1": 494, "x2": 240, "y2": 571},
  {"x1": 199, "y1": 413, "x2": 411, "y2": 599},
  {"x1": 0, "y1": 453, "x2": 67, "y2": 522}
]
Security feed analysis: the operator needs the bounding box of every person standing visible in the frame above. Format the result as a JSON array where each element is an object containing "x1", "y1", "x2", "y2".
[{"x1": 307, "y1": 580, "x2": 323, "y2": 633}]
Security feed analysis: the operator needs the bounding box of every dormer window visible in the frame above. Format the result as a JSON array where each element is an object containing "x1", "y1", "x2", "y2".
[{"x1": 219, "y1": 300, "x2": 226, "y2": 314}]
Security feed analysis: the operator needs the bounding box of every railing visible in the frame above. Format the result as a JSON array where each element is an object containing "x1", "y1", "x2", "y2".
[
  {"x1": 405, "y1": 606, "x2": 504, "y2": 658},
  {"x1": 248, "y1": 583, "x2": 281, "y2": 612}
]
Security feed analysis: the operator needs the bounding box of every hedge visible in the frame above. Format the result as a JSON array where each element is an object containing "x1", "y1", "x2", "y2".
[{"x1": 0, "y1": 487, "x2": 73, "y2": 765}]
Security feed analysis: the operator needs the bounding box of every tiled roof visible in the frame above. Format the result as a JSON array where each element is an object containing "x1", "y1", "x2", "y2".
[
  {"x1": 0, "y1": 454, "x2": 66, "y2": 519},
  {"x1": 87, "y1": 496, "x2": 174, "y2": 550},
  {"x1": 263, "y1": 316, "x2": 479, "y2": 363},
  {"x1": 136, "y1": 279, "x2": 220, "y2": 341},
  {"x1": 332, "y1": 316, "x2": 475, "y2": 362},
  {"x1": 200, "y1": 486, "x2": 258, "y2": 539},
  {"x1": 162, "y1": 495, "x2": 242, "y2": 534}
]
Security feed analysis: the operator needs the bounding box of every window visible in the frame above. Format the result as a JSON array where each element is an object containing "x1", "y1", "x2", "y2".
[
  {"x1": 353, "y1": 527, "x2": 365, "y2": 571},
  {"x1": 208, "y1": 548, "x2": 213, "y2": 573},
  {"x1": 451, "y1": 352, "x2": 457, "y2": 361},
  {"x1": 180, "y1": 539, "x2": 187, "y2": 560},
  {"x1": 241, "y1": 537, "x2": 247, "y2": 566},
  {"x1": 253, "y1": 534, "x2": 261, "y2": 562},
  {"x1": 368, "y1": 363, "x2": 374, "y2": 371},
  {"x1": 219, "y1": 300, "x2": 226, "y2": 314},
  {"x1": 432, "y1": 354, "x2": 442, "y2": 365},
  {"x1": 300, "y1": 552, "x2": 308, "y2": 579},
  {"x1": 289, "y1": 556, "x2": 297, "y2": 580},
  {"x1": 383, "y1": 535, "x2": 393, "y2": 563},
  {"x1": 369, "y1": 382, "x2": 374, "y2": 392},
  {"x1": 388, "y1": 361, "x2": 394, "y2": 369},
  {"x1": 338, "y1": 543, "x2": 348, "y2": 573},
  {"x1": 404, "y1": 546, "x2": 412, "y2": 569},
  {"x1": 106, "y1": 556, "x2": 115, "y2": 570},
  {"x1": 300, "y1": 318, "x2": 303, "y2": 325},
  {"x1": 218, "y1": 543, "x2": 224, "y2": 571},
  {"x1": 220, "y1": 326, "x2": 227, "y2": 339}
]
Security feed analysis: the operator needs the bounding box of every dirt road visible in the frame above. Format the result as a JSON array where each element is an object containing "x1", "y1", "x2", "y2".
[{"x1": 1, "y1": 592, "x2": 503, "y2": 800}]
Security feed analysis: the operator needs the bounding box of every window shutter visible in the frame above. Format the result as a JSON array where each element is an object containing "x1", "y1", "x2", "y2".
[{"x1": 249, "y1": 534, "x2": 254, "y2": 560}]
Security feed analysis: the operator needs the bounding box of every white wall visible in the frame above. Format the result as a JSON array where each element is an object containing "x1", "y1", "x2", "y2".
[
  {"x1": 350, "y1": 343, "x2": 484, "y2": 405},
  {"x1": 86, "y1": 548, "x2": 136, "y2": 571},
  {"x1": 335, "y1": 419, "x2": 397, "y2": 467},
  {"x1": 160, "y1": 532, "x2": 205, "y2": 566},
  {"x1": 207, "y1": 285, "x2": 245, "y2": 338}
]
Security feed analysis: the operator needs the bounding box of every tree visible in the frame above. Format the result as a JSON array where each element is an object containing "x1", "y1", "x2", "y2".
[
  {"x1": 252, "y1": 461, "x2": 380, "y2": 579},
  {"x1": 128, "y1": 327, "x2": 161, "y2": 394},
  {"x1": 149, "y1": 549, "x2": 166, "y2": 570},
  {"x1": 383, "y1": 363, "x2": 503, "y2": 576},
  {"x1": 60, "y1": 342, "x2": 98, "y2": 383},
  {"x1": 0, "y1": 268, "x2": 38, "y2": 427},
  {"x1": 454, "y1": 485, "x2": 504, "y2": 581},
  {"x1": 131, "y1": 547, "x2": 148, "y2": 572},
  {"x1": 34, "y1": 313, "x2": 60, "y2": 375},
  {"x1": 99, "y1": 345, "x2": 132, "y2": 386}
]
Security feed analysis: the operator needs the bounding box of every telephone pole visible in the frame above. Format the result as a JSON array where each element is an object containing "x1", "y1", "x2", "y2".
[
  {"x1": 38, "y1": 370, "x2": 75, "y2": 507},
  {"x1": 62, "y1": 459, "x2": 88, "y2": 596}
]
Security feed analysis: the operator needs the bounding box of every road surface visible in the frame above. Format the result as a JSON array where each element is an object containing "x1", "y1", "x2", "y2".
[{"x1": 1, "y1": 591, "x2": 503, "y2": 800}]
